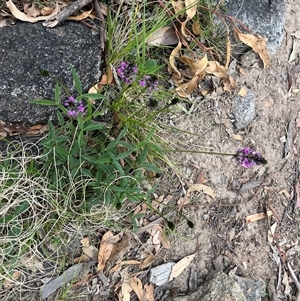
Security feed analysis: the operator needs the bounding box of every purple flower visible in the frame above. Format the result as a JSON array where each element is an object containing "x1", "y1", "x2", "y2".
[
  {"x1": 139, "y1": 75, "x2": 158, "y2": 93},
  {"x1": 235, "y1": 147, "x2": 267, "y2": 168},
  {"x1": 117, "y1": 61, "x2": 138, "y2": 84},
  {"x1": 64, "y1": 96, "x2": 85, "y2": 117}
]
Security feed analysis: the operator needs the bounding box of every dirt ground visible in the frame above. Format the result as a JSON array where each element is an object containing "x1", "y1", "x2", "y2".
[{"x1": 154, "y1": 0, "x2": 300, "y2": 300}]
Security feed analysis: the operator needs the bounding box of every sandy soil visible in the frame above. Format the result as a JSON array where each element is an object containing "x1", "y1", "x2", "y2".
[{"x1": 154, "y1": 0, "x2": 300, "y2": 300}]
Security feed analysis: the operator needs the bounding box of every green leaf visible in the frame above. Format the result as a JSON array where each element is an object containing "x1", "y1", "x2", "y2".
[
  {"x1": 78, "y1": 130, "x2": 84, "y2": 148},
  {"x1": 83, "y1": 122, "x2": 106, "y2": 132},
  {"x1": 80, "y1": 93, "x2": 106, "y2": 100},
  {"x1": 113, "y1": 160, "x2": 125, "y2": 175},
  {"x1": 106, "y1": 128, "x2": 127, "y2": 151},
  {"x1": 57, "y1": 111, "x2": 65, "y2": 127},
  {"x1": 115, "y1": 150, "x2": 134, "y2": 160},
  {"x1": 142, "y1": 163, "x2": 162, "y2": 174},
  {"x1": 48, "y1": 121, "x2": 55, "y2": 138},
  {"x1": 118, "y1": 140, "x2": 136, "y2": 152},
  {"x1": 55, "y1": 147, "x2": 69, "y2": 160},
  {"x1": 71, "y1": 67, "x2": 82, "y2": 95},
  {"x1": 31, "y1": 99, "x2": 56, "y2": 106}
]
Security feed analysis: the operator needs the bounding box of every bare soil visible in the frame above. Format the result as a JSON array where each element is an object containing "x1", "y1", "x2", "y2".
[{"x1": 154, "y1": 0, "x2": 300, "y2": 300}]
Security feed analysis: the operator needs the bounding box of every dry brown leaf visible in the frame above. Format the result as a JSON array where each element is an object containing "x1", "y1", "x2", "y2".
[
  {"x1": 268, "y1": 222, "x2": 277, "y2": 244},
  {"x1": 171, "y1": 0, "x2": 185, "y2": 15},
  {"x1": 6, "y1": 0, "x2": 60, "y2": 22},
  {"x1": 169, "y1": 253, "x2": 196, "y2": 281},
  {"x1": 23, "y1": 3, "x2": 41, "y2": 18},
  {"x1": 176, "y1": 75, "x2": 200, "y2": 97},
  {"x1": 232, "y1": 134, "x2": 243, "y2": 141},
  {"x1": 225, "y1": 34, "x2": 231, "y2": 69},
  {"x1": 169, "y1": 41, "x2": 182, "y2": 79},
  {"x1": 108, "y1": 235, "x2": 129, "y2": 265},
  {"x1": 196, "y1": 171, "x2": 207, "y2": 184},
  {"x1": 110, "y1": 260, "x2": 141, "y2": 274},
  {"x1": 229, "y1": 76, "x2": 237, "y2": 90},
  {"x1": 187, "y1": 184, "x2": 216, "y2": 199},
  {"x1": 185, "y1": 0, "x2": 197, "y2": 19},
  {"x1": 130, "y1": 277, "x2": 145, "y2": 301},
  {"x1": 73, "y1": 254, "x2": 91, "y2": 263},
  {"x1": 144, "y1": 283, "x2": 155, "y2": 301},
  {"x1": 245, "y1": 210, "x2": 273, "y2": 223},
  {"x1": 67, "y1": 9, "x2": 94, "y2": 21},
  {"x1": 26, "y1": 124, "x2": 48, "y2": 135},
  {"x1": 192, "y1": 21, "x2": 202, "y2": 35},
  {"x1": 205, "y1": 61, "x2": 228, "y2": 78},
  {"x1": 234, "y1": 27, "x2": 270, "y2": 68},
  {"x1": 180, "y1": 54, "x2": 208, "y2": 75},
  {"x1": 140, "y1": 253, "x2": 155, "y2": 269},
  {"x1": 97, "y1": 231, "x2": 114, "y2": 272},
  {"x1": 81, "y1": 237, "x2": 97, "y2": 259},
  {"x1": 3, "y1": 271, "x2": 22, "y2": 286},
  {"x1": 121, "y1": 270, "x2": 132, "y2": 301},
  {"x1": 41, "y1": 7, "x2": 54, "y2": 16},
  {"x1": 147, "y1": 26, "x2": 179, "y2": 46},
  {"x1": 20, "y1": 255, "x2": 45, "y2": 273},
  {"x1": 160, "y1": 229, "x2": 171, "y2": 249},
  {"x1": 238, "y1": 86, "x2": 248, "y2": 97}
]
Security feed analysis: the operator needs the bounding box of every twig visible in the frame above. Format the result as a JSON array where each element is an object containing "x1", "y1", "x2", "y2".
[
  {"x1": 43, "y1": 0, "x2": 93, "y2": 27},
  {"x1": 287, "y1": 262, "x2": 300, "y2": 301}
]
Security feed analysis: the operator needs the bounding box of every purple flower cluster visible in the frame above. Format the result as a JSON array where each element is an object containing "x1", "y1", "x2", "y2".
[
  {"x1": 139, "y1": 75, "x2": 159, "y2": 93},
  {"x1": 64, "y1": 96, "x2": 84, "y2": 117},
  {"x1": 117, "y1": 61, "x2": 138, "y2": 84},
  {"x1": 235, "y1": 147, "x2": 267, "y2": 168},
  {"x1": 117, "y1": 61, "x2": 159, "y2": 93}
]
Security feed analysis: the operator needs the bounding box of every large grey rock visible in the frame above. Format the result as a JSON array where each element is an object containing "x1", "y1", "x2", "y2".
[
  {"x1": 0, "y1": 21, "x2": 101, "y2": 125},
  {"x1": 222, "y1": 0, "x2": 285, "y2": 54}
]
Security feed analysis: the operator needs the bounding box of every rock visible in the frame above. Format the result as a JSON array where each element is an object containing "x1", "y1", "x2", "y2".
[
  {"x1": 0, "y1": 21, "x2": 101, "y2": 125},
  {"x1": 222, "y1": 0, "x2": 285, "y2": 54},
  {"x1": 170, "y1": 271, "x2": 247, "y2": 301},
  {"x1": 150, "y1": 262, "x2": 175, "y2": 286},
  {"x1": 232, "y1": 91, "x2": 256, "y2": 130},
  {"x1": 233, "y1": 275, "x2": 263, "y2": 301}
]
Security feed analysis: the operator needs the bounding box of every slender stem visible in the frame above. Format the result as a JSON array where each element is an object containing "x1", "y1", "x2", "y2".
[{"x1": 162, "y1": 149, "x2": 237, "y2": 157}]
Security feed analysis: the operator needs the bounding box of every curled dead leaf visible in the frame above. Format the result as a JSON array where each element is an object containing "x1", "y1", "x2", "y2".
[
  {"x1": 147, "y1": 26, "x2": 179, "y2": 46},
  {"x1": 23, "y1": 3, "x2": 41, "y2": 18},
  {"x1": 185, "y1": 0, "x2": 197, "y2": 19},
  {"x1": 234, "y1": 27, "x2": 270, "y2": 68},
  {"x1": 187, "y1": 184, "x2": 216, "y2": 199},
  {"x1": 67, "y1": 9, "x2": 95, "y2": 21},
  {"x1": 97, "y1": 231, "x2": 114, "y2": 272},
  {"x1": 168, "y1": 41, "x2": 182, "y2": 79},
  {"x1": 6, "y1": 0, "x2": 60, "y2": 22},
  {"x1": 171, "y1": 0, "x2": 185, "y2": 16},
  {"x1": 169, "y1": 253, "x2": 196, "y2": 281}
]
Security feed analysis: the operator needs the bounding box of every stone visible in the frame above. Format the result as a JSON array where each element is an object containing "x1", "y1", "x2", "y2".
[
  {"x1": 232, "y1": 91, "x2": 256, "y2": 130},
  {"x1": 222, "y1": 0, "x2": 285, "y2": 54},
  {"x1": 0, "y1": 21, "x2": 101, "y2": 125},
  {"x1": 233, "y1": 275, "x2": 263, "y2": 301},
  {"x1": 171, "y1": 271, "x2": 247, "y2": 301}
]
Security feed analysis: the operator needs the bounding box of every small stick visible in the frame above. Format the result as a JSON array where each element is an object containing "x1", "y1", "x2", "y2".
[
  {"x1": 287, "y1": 262, "x2": 300, "y2": 301},
  {"x1": 43, "y1": 0, "x2": 93, "y2": 27}
]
